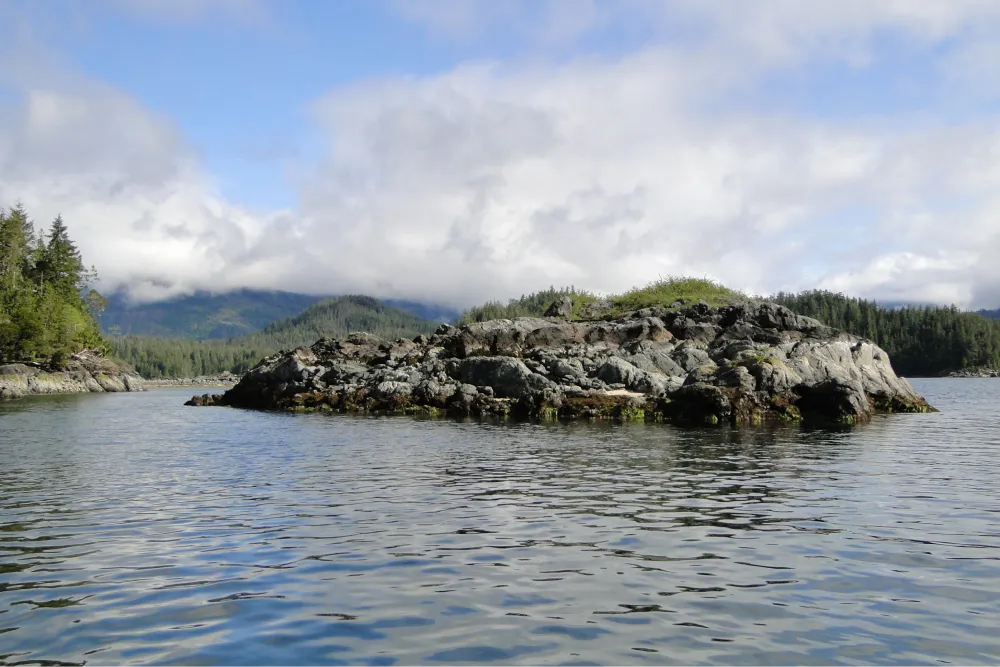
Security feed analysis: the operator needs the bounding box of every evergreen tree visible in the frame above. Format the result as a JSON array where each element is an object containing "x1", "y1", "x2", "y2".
[
  {"x1": 38, "y1": 215, "x2": 86, "y2": 299},
  {"x1": 0, "y1": 204, "x2": 107, "y2": 362},
  {"x1": 0, "y1": 204, "x2": 34, "y2": 292}
]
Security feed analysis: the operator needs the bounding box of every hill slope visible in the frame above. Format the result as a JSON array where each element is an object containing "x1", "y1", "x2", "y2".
[
  {"x1": 101, "y1": 289, "x2": 326, "y2": 339},
  {"x1": 238, "y1": 295, "x2": 441, "y2": 350},
  {"x1": 110, "y1": 295, "x2": 441, "y2": 378},
  {"x1": 101, "y1": 289, "x2": 460, "y2": 339}
]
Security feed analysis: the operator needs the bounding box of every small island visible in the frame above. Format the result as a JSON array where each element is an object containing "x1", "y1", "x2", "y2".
[{"x1": 188, "y1": 287, "x2": 934, "y2": 426}]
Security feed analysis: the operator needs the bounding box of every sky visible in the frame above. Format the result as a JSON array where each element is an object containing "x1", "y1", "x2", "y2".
[{"x1": 2, "y1": 0, "x2": 1000, "y2": 309}]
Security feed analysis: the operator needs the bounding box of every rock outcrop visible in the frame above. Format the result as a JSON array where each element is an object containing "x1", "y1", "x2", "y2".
[
  {"x1": 187, "y1": 301, "x2": 934, "y2": 425},
  {"x1": 0, "y1": 351, "x2": 145, "y2": 400}
]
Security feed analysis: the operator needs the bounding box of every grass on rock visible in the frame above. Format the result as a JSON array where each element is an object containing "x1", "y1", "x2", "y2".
[{"x1": 457, "y1": 277, "x2": 747, "y2": 324}]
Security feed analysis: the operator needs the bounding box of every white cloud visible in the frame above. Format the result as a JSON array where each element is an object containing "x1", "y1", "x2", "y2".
[
  {"x1": 4, "y1": 1, "x2": 1000, "y2": 308},
  {"x1": 0, "y1": 81, "x2": 295, "y2": 303}
]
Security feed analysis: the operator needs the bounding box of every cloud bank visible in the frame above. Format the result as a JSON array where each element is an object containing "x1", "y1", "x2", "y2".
[{"x1": 3, "y1": 1, "x2": 1000, "y2": 308}]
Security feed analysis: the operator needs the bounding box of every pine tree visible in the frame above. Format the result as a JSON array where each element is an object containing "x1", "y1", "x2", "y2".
[
  {"x1": 0, "y1": 204, "x2": 34, "y2": 293},
  {"x1": 40, "y1": 215, "x2": 86, "y2": 300}
]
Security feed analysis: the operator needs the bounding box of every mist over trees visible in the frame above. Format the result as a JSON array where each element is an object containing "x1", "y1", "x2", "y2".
[{"x1": 0, "y1": 204, "x2": 106, "y2": 362}]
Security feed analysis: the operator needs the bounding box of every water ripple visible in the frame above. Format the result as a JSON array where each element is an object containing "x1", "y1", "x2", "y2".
[{"x1": 0, "y1": 380, "x2": 999, "y2": 664}]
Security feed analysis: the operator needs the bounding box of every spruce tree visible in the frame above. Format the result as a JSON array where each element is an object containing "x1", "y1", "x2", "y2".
[{"x1": 40, "y1": 215, "x2": 86, "y2": 300}]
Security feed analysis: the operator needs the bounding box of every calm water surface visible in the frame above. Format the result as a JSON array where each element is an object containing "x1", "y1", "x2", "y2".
[{"x1": 0, "y1": 380, "x2": 998, "y2": 665}]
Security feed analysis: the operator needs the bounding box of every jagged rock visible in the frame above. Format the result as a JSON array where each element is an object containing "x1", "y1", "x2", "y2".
[
  {"x1": 544, "y1": 296, "x2": 574, "y2": 318},
  {"x1": 188, "y1": 302, "x2": 935, "y2": 426},
  {"x1": 455, "y1": 357, "x2": 551, "y2": 398}
]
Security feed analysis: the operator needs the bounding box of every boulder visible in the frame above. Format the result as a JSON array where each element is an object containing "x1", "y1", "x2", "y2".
[{"x1": 544, "y1": 297, "x2": 574, "y2": 318}]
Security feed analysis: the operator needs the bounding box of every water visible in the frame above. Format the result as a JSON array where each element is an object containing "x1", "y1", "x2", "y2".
[{"x1": 0, "y1": 380, "x2": 998, "y2": 665}]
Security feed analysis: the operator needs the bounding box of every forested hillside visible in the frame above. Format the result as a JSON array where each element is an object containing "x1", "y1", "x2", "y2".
[
  {"x1": 0, "y1": 204, "x2": 106, "y2": 362},
  {"x1": 979, "y1": 308, "x2": 1000, "y2": 320},
  {"x1": 102, "y1": 289, "x2": 325, "y2": 339},
  {"x1": 110, "y1": 295, "x2": 440, "y2": 378},
  {"x1": 773, "y1": 291, "x2": 1000, "y2": 376}
]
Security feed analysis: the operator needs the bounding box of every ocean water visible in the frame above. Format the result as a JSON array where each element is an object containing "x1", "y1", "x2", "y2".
[{"x1": 0, "y1": 380, "x2": 998, "y2": 665}]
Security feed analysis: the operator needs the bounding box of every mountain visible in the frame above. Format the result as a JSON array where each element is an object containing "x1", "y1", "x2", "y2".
[
  {"x1": 978, "y1": 309, "x2": 1000, "y2": 319},
  {"x1": 101, "y1": 289, "x2": 459, "y2": 340},
  {"x1": 236, "y1": 295, "x2": 441, "y2": 350},
  {"x1": 381, "y1": 299, "x2": 459, "y2": 324},
  {"x1": 102, "y1": 289, "x2": 325, "y2": 339},
  {"x1": 109, "y1": 295, "x2": 442, "y2": 378}
]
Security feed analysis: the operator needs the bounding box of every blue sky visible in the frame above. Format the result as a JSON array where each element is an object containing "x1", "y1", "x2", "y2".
[{"x1": 1, "y1": 0, "x2": 1000, "y2": 308}]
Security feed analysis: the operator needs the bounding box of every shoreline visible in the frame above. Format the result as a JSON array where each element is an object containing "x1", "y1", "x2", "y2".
[
  {"x1": 144, "y1": 375, "x2": 240, "y2": 388},
  {"x1": 0, "y1": 352, "x2": 145, "y2": 400}
]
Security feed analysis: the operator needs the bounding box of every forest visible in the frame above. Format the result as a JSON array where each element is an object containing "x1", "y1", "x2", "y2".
[
  {"x1": 0, "y1": 204, "x2": 106, "y2": 363},
  {"x1": 454, "y1": 281, "x2": 1000, "y2": 377},
  {"x1": 771, "y1": 291, "x2": 1000, "y2": 376},
  {"x1": 109, "y1": 295, "x2": 440, "y2": 378}
]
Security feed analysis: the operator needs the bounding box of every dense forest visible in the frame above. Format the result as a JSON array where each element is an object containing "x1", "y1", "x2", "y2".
[
  {"x1": 0, "y1": 204, "x2": 106, "y2": 362},
  {"x1": 109, "y1": 295, "x2": 440, "y2": 378},
  {"x1": 772, "y1": 291, "x2": 1000, "y2": 376}
]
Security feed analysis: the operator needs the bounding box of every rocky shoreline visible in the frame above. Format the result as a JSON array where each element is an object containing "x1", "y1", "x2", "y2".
[
  {"x1": 943, "y1": 368, "x2": 1000, "y2": 378},
  {"x1": 187, "y1": 301, "x2": 934, "y2": 426},
  {"x1": 145, "y1": 372, "x2": 241, "y2": 388},
  {"x1": 0, "y1": 351, "x2": 145, "y2": 400}
]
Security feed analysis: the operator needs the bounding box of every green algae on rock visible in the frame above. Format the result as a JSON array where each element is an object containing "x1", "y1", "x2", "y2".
[{"x1": 186, "y1": 300, "x2": 934, "y2": 426}]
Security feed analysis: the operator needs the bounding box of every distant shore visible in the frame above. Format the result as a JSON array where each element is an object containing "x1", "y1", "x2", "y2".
[
  {"x1": 941, "y1": 369, "x2": 1000, "y2": 379},
  {"x1": 144, "y1": 373, "x2": 240, "y2": 388}
]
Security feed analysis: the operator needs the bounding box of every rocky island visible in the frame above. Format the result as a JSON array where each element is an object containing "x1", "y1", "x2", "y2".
[
  {"x1": 187, "y1": 299, "x2": 933, "y2": 425},
  {"x1": 0, "y1": 351, "x2": 145, "y2": 399}
]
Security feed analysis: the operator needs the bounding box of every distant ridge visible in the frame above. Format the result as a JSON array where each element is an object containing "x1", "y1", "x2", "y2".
[
  {"x1": 101, "y1": 289, "x2": 459, "y2": 339},
  {"x1": 109, "y1": 295, "x2": 442, "y2": 378},
  {"x1": 102, "y1": 289, "x2": 324, "y2": 339},
  {"x1": 233, "y1": 295, "x2": 441, "y2": 351}
]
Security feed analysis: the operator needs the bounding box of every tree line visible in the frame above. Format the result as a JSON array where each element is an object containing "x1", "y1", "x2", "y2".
[
  {"x1": 456, "y1": 284, "x2": 1000, "y2": 378},
  {"x1": 109, "y1": 295, "x2": 440, "y2": 378},
  {"x1": 0, "y1": 203, "x2": 106, "y2": 363}
]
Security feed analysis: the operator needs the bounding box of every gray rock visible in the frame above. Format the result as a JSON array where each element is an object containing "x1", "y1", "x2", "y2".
[
  {"x1": 375, "y1": 381, "x2": 413, "y2": 398},
  {"x1": 455, "y1": 357, "x2": 551, "y2": 398},
  {"x1": 544, "y1": 296, "x2": 574, "y2": 318},
  {"x1": 199, "y1": 299, "x2": 934, "y2": 424}
]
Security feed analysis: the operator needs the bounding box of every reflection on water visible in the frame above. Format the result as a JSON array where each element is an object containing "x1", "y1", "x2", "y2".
[{"x1": 0, "y1": 380, "x2": 998, "y2": 665}]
